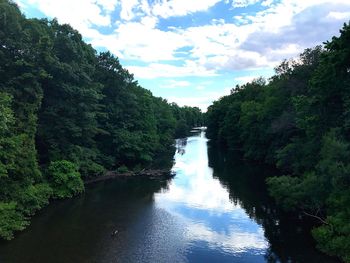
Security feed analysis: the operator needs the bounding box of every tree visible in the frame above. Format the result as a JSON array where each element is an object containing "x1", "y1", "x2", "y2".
[{"x1": 48, "y1": 160, "x2": 84, "y2": 199}]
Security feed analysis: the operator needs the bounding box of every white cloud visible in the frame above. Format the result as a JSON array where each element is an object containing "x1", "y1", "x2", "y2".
[
  {"x1": 235, "y1": 75, "x2": 261, "y2": 84},
  {"x1": 232, "y1": 0, "x2": 261, "y2": 8},
  {"x1": 233, "y1": 15, "x2": 251, "y2": 25},
  {"x1": 96, "y1": 0, "x2": 118, "y2": 12},
  {"x1": 160, "y1": 80, "x2": 191, "y2": 89},
  {"x1": 15, "y1": 0, "x2": 350, "y2": 110},
  {"x1": 119, "y1": 0, "x2": 140, "y2": 21},
  {"x1": 238, "y1": 0, "x2": 350, "y2": 66},
  {"x1": 152, "y1": 0, "x2": 222, "y2": 18},
  {"x1": 23, "y1": 0, "x2": 114, "y2": 29},
  {"x1": 203, "y1": 51, "x2": 271, "y2": 71},
  {"x1": 90, "y1": 18, "x2": 189, "y2": 61},
  {"x1": 18, "y1": 0, "x2": 350, "y2": 72},
  {"x1": 126, "y1": 61, "x2": 218, "y2": 79},
  {"x1": 327, "y1": 11, "x2": 350, "y2": 20},
  {"x1": 261, "y1": 0, "x2": 274, "y2": 7},
  {"x1": 167, "y1": 88, "x2": 231, "y2": 111}
]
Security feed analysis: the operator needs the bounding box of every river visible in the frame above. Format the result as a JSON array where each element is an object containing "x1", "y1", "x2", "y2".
[{"x1": 0, "y1": 131, "x2": 339, "y2": 263}]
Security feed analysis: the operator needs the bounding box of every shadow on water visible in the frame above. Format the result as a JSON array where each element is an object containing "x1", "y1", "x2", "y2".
[
  {"x1": 0, "y1": 178, "x2": 172, "y2": 263},
  {"x1": 207, "y1": 143, "x2": 340, "y2": 263}
]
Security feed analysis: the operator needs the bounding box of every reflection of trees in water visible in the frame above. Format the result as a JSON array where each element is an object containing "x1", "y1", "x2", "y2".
[
  {"x1": 89, "y1": 176, "x2": 171, "y2": 203},
  {"x1": 176, "y1": 138, "x2": 187, "y2": 155},
  {"x1": 151, "y1": 145, "x2": 176, "y2": 170},
  {"x1": 207, "y1": 144, "x2": 339, "y2": 263}
]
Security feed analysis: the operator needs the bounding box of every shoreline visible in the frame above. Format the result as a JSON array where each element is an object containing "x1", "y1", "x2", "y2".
[{"x1": 84, "y1": 169, "x2": 175, "y2": 185}]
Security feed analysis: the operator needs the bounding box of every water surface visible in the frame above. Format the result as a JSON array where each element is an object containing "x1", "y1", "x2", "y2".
[{"x1": 0, "y1": 132, "x2": 338, "y2": 263}]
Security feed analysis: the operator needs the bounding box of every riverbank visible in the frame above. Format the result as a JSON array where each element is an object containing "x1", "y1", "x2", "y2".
[
  {"x1": 0, "y1": 131, "x2": 340, "y2": 263},
  {"x1": 84, "y1": 169, "x2": 175, "y2": 184}
]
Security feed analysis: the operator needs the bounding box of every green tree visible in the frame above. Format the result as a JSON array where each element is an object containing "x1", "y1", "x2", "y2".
[
  {"x1": 0, "y1": 202, "x2": 28, "y2": 240},
  {"x1": 48, "y1": 160, "x2": 84, "y2": 199},
  {"x1": 36, "y1": 20, "x2": 104, "y2": 176}
]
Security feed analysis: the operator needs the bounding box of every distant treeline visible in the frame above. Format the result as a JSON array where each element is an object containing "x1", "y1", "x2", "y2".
[
  {"x1": 206, "y1": 23, "x2": 350, "y2": 262},
  {"x1": 0, "y1": 0, "x2": 203, "y2": 240}
]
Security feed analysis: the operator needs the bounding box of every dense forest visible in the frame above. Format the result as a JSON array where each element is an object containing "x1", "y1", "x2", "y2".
[
  {"x1": 0, "y1": 0, "x2": 203, "y2": 240},
  {"x1": 206, "y1": 23, "x2": 350, "y2": 262}
]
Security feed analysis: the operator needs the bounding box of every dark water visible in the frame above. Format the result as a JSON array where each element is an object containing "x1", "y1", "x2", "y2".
[{"x1": 0, "y1": 132, "x2": 339, "y2": 263}]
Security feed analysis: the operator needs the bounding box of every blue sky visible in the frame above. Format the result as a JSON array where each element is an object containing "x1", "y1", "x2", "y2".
[{"x1": 16, "y1": 0, "x2": 350, "y2": 111}]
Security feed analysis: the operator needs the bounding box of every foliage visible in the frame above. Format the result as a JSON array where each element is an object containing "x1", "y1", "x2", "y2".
[
  {"x1": 15, "y1": 183, "x2": 53, "y2": 215},
  {"x1": 312, "y1": 190, "x2": 350, "y2": 263},
  {"x1": 117, "y1": 165, "x2": 129, "y2": 173},
  {"x1": 206, "y1": 24, "x2": 350, "y2": 262},
  {"x1": 0, "y1": 92, "x2": 16, "y2": 178},
  {"x1": 171, "y1": 103, "x2": 203, "y2": 138},
  {"x1": 0, "y1": 202, "x2": 28, "y2": 240},
  {"x1": 48, "y1": 160, "x2": 84, "y2": 199},
  {"x1": 0, "y1": 0, "x2": 203, "y2": 239}
]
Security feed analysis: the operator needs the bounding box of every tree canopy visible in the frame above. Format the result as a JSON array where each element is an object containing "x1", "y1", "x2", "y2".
[{"x1": 0, "y1": 0, "x2": 203, "y2": 240}]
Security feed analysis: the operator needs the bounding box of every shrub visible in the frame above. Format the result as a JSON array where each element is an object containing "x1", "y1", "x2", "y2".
[
  {"x1": 117, "y1": 165, "x2": 129, "y2": 173},
  {"x1": 0, "y1": 202, "x2": 28, "y2": 240},
  {"x1": 48, "y1": 160, "x2": 84, "y2": 199}
]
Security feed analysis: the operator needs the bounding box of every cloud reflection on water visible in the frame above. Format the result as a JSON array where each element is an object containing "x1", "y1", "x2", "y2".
[{"x1": 155, "y1": 132, "x2": 268, "y2": 256}]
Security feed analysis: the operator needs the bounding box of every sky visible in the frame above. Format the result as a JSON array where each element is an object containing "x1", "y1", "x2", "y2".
[{"x1": 15, "y1": 0, "x2": 350, "y2": 111}]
